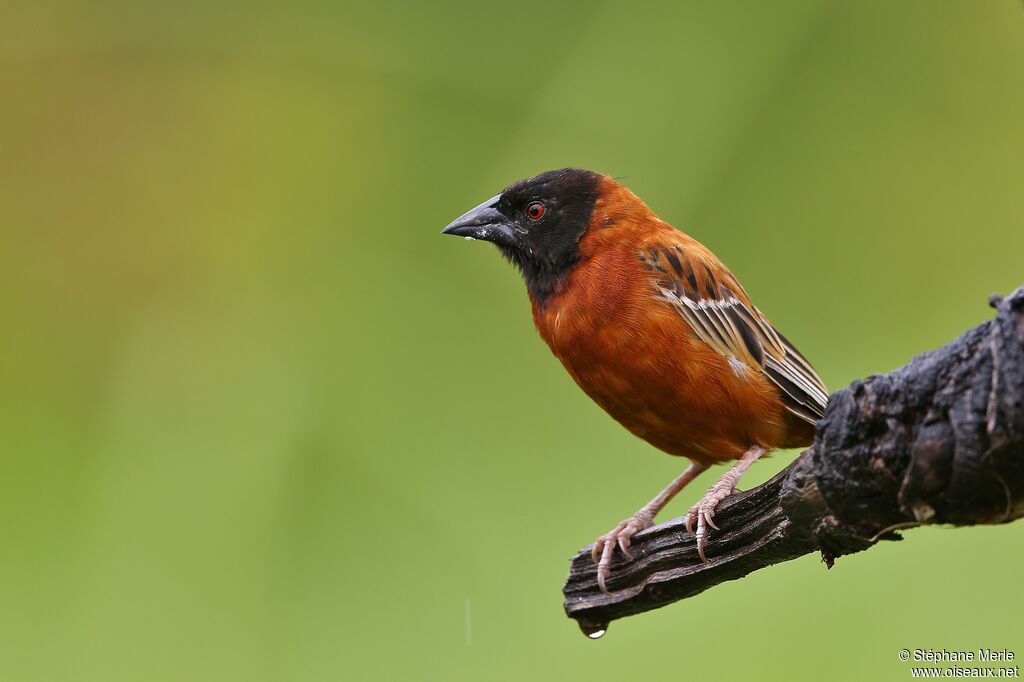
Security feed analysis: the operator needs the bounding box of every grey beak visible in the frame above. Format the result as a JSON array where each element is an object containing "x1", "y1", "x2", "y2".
[{"x1": 441, "y1": 194, "x2": 518, "y2": 245}]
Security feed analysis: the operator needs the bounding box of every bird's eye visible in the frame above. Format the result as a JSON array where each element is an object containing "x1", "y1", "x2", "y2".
[{"x1": 526, "y1": 201, "x2": 545, "y2": 221}]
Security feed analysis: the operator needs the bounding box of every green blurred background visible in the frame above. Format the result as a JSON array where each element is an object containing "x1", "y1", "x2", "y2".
[{"x1": 3, "y1": 1, "x2": 1023, "y2": 680}]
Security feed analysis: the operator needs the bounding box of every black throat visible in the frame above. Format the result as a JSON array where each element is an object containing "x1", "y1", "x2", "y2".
[
  {"x1": 500, "y1": 245, "x2": 582, "y2": 305},
  {"x1": 496, "y1": 168, "x2": 601, "y2": 307}
]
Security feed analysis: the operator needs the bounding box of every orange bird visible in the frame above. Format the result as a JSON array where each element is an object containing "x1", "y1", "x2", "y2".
[{"x1": 442, "y1": 169, "x2": 828, "y2": 593}]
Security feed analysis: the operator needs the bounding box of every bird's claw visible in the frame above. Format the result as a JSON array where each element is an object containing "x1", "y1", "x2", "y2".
[
  {"x1": 686, "y1": 479, "x2": 737, "y2": 562},
  {"x1": 591, "y1": 513, "x2": 653, "y2": 594}
]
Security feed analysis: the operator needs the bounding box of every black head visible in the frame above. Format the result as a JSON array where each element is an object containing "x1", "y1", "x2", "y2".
[{"x1": 442, "y1": 168, "x2": 602, "y2": 303}]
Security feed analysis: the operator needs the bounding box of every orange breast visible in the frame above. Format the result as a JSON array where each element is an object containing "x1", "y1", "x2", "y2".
[{"x1": 532, "y1": 244, "x2": 800, "y2": 464}]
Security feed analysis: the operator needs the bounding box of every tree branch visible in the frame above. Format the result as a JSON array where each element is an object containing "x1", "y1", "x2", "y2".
[{"x1": 564, "y1": 286, "x2": 1024, "y2": 638}]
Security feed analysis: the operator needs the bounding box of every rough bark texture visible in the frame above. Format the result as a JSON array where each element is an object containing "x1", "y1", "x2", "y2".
[{"x1": 564, "y1": 286, "x2": 1024, "y2": 638}]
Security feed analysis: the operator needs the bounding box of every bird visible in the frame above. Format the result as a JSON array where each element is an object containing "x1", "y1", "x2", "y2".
[{"x1": 442, "y1": 168, "x2": 828, "y2": 594}]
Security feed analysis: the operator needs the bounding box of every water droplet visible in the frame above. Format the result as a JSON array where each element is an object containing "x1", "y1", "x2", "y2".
[
  {"x1": 464, "y1": 236, "x2": 475, "y2": 241},
  {"x1": 578, "y1": 621, "x2": 609, "y2": 639}
]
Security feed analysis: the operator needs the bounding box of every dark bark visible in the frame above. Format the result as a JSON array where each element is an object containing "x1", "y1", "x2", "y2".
[{"x1": 564, "y1": 286, "x2": 1024, "y2": 638}]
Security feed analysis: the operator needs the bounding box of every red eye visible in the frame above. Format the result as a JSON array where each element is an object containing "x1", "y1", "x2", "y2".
[{"x1": 527, "y1": 202, "x2": 545, "y2": 220}]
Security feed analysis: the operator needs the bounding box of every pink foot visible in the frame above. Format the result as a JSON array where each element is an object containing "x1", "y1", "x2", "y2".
[
  {"x1": 685, "y1": 446, "x2": 766, "y2": 562},
  {"x1": 591, "y1": 512, "x2": 654, "y2": 594},
  {"x1": 686, "y1": 477, "x2": 738, "y2": 562}
]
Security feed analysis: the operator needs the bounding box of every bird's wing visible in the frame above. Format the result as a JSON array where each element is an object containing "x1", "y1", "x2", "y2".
[{"x1": 639, "y1": 242, "x2": 829, "y2": 424}]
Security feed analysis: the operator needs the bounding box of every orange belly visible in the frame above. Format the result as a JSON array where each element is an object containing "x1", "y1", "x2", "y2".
[{"x1": 532, "y1": 247, "x2": 809, "y2": 464}]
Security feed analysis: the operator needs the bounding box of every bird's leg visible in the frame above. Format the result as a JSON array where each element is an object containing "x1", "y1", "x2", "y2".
[
  {"x1": 592, "y1": 461, "x2": 708, "y2": 594},
  {"x1": 686, "y1": 445, "x2": 767, "y2": 562}
]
